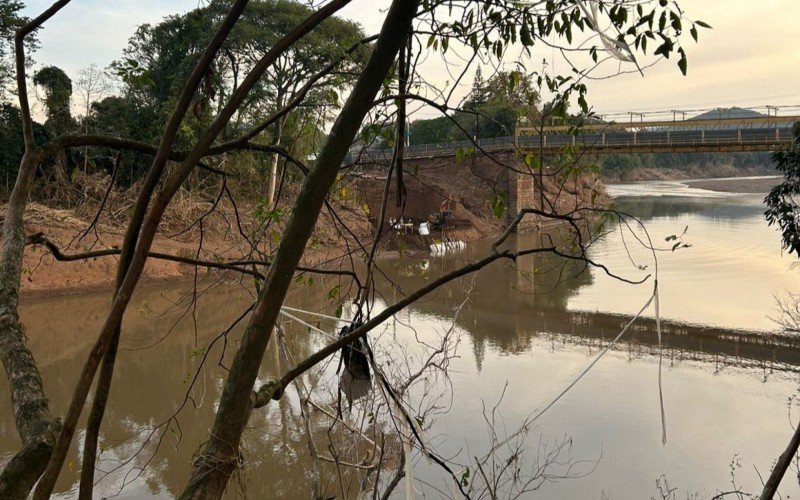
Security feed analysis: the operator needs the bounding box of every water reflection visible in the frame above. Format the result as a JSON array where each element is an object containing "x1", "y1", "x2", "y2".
[
  {"x1": 576, "y1": 192, "x2": 800, "y2": 331},
  {"x1": 0, "y1": 280, "x2": 363, "y2": 498},
  {"x1": 614, "y1": 194, "x2": 764, "y2": 220},
  {"x1": 377, "y1": 237, "x2": 800, "y2": 377},
  {"x1": 2, "y1": 182, "x2": 800, "y2": 497}
]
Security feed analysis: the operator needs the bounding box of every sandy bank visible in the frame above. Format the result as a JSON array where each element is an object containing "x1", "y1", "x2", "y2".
[{"x1": 683, "y1": 176, "x2": 781, "y2": 194}]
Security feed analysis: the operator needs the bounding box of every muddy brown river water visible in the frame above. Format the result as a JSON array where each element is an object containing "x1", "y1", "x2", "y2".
[{"x1": 2, "y1": 177, "x2": 800, "y2": 498}]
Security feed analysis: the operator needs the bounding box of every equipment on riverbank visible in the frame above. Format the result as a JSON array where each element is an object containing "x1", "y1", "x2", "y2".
[{"x1": 429, "y1": 199, "x2": 455, "y2": 230}]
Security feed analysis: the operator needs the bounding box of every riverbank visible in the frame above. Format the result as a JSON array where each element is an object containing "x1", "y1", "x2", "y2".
[
  {"x1": 603, "y1": 164, "x2": 775, "y2": 183},
  {"x1": 7, "y1": 200, "x2": 373, "y2": 298},
  {"x1": 6, "y1": 159, "x2": 607, "y2": 297},
  {"x1": 683, "y1": 175, "x2": 781, "y2": 193},
  {"x1": 356, "y1": 155, "x2": 608, "y2": 250}
]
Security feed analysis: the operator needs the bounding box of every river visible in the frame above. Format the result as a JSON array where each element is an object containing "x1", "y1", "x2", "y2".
[{"x1": 2, "y1": 177, "x2": 800, "y2": 498}]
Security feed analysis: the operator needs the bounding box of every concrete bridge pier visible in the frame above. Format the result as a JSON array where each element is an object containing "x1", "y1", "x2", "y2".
[
  {"x1": 513, "y1": 235, "x2": 536, "y2": 303},
  {"x1": 505, "y1": 155, "x2": 540, "y2": 232}
]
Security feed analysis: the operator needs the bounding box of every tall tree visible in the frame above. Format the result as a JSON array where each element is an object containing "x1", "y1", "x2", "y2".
[
  {"x1": 462, "y1": 69, "x2": 542, "y2": 138},
  {"x1": 74, "y1": 64, "x2": 112, "y2": 171},
  {"x1": 470, "y1": 66, "x2": 487, "y2": 108},
  {"x1": 222, "y1": 0, "x2": 367, "y2": 205},
  {"x1": 0, "y1": 0, "x2": 28, "y2": 95},
  {"x1": 761, "y1": 122, "x2": 800, "y2": 498},
  {"x1": 765, "y1": 123, "x2": 800, "y2": 256},
  {"x1": 0, "y1": 1, "x2": 705, "y2": 498},
  {"x1": 409, "y1": 69, "x2": 543, "y2": 143},
  {"x1": 32, "y1": 65, "x2": 74, "y2": 136},
  {"x1": 110, "y1": 0, "x2": 367, "y2": 196}
]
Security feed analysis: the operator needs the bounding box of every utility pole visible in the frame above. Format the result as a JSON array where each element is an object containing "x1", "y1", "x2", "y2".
[
  {"x1": 628, "y1": 112, "x2": 644, "y2": 123},
  {"x1": 766, "y1": 105, "x2": 779, "y2": 117},
  {"x1": 716, "y1": 107, "x2": 732, "y2": 120},
  {"x1": 671, "y1": 110, "x2": 686, "y2": 121}
]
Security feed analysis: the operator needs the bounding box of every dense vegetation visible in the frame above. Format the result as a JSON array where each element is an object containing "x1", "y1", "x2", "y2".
[
  {"x1": 408, "y1": 68, "x2": 542, "y2": 144},
  {"x1": 0, "y1": 0, "x2": 365, "y2": 195},
  {"x1": 600, "y1": 150, "x2": 771, "y2": 178}
]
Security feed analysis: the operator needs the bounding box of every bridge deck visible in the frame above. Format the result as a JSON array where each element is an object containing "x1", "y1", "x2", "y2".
[{"x1": 344, "y1": 115, "x2": 799, "y2": 164}]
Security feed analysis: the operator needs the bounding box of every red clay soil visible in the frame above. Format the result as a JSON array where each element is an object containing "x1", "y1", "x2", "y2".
[
  {"x1": 5, "y1": 198, "x2": 373, "y2": 297},
  {"x1": 5, "y1": 155, "x2": 604, "y2": 297},
  {"x1": 353, "y1": 154, "x2": 607, "y2": 250}
]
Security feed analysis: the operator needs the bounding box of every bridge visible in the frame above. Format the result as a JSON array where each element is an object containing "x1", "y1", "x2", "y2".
[
  {"x1": 344, "y1": 113, "x2": 800, "y2": 164},
  {"x1": 517, "y1": 114, "x2": 800, "y2": 154}
]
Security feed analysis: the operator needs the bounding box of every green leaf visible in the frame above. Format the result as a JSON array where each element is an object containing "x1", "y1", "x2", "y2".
[
  {"x1": 677, "y1": 48, "x2": 687, "y2": 75},
  {"x1": 524, "y1": 153, "x2": 541, "y2": 171},
  {"x1": 520, "y1": 22, "x2": 534, "y2": 47},
  {"x1": 654, "y1": 39, "x2": 674, "y2": 58},
  {"x1": 491, "y1": 192, "x2": 508, "y2": 219},
  {"x1": 670, "y1": 12, "x2": 682, "y2": 32},
  {"x1": 461, "y1": 468, "x2": 471, "y2": 487}
]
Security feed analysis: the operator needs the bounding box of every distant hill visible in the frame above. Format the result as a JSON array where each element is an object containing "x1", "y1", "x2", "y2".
[{"x1": 690, "y1": 107, "x2": 766, "y2": 120}]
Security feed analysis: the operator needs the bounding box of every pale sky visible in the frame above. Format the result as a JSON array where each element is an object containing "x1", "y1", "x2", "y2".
[{"x1": 20, "y1": 0, "x2": 800, "y2": 120}]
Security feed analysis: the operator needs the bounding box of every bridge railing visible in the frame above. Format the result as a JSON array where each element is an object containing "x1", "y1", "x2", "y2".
[
  {"x1": 342, "y1": 118, "x2": 799, "y2": 165},
  {"x1": 521, "y1": 115, "x2": 800, "y2": 134},
  {"x1": 516, "y1": 127, "x2": 795, "y2": 149},
  {"x1": 344, "y1": 136, "x2": 514, "y2": 164}
]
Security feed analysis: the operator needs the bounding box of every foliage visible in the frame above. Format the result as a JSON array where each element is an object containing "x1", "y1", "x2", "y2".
[
  {"x1": 405, "y1": 0, "x2": 708, "y2": 147},
  {"x1": 90, "y1": 96, "x2": 159, "y2": 184},
  {"x1": 0, "y1": 0, "x2": 29, "y2": 94},
  {"x1": 765, "y1": 122, "x2": 800, "y2": 256},
  {"x1": 0, "y1": 0, "x2": 367, "y2": 194},
  {"x1": 0, "y1": 103, "x2": 47, "y2": 185},
  {"x1": 463, "y1": 68, "x2": 540, "y2": 138},
  {"x1": 0, "y1": 102, "x2": 22, "y2": 169},
  {"x1": 409, "y1": 69, "x2": 543, "y2": 145},
  {"x1": 107, "y1": 0, "x2": 365, "y2": 156},
  {"x1": 465, "y1": 69, "x2": 541, "y2": 113},
  {"x1": 600, "y1": 151, "x2": 772, "y2": 179},
  {"x1": 33, "y1": 65, "x2": 75, "y2": 135},
  {"x1": 409, "y1": 115, "x2": 456, "y2": 144}
]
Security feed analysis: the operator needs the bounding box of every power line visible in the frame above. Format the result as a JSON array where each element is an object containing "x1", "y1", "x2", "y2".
[
  {"x1": 594, "y1": 103, "x2": 800, "y2": 120},
  {"x1": 596, "y1": 92, "x2": 800, "y2": 116}
]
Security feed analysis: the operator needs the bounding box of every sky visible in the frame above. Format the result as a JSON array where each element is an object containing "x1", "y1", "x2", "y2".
[{"x1": 20, "y1": 0, "x2": 800, "y2": 120}]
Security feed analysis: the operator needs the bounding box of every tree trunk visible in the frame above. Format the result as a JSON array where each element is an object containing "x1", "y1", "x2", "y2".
[
  {"x1": 266, "y1": 115, "x2": 284, "y2": 208},
  {"x1": 33, "y1": 3, "x2": 255, "y2": 496},
  {"x1": 759, "y1": 422, "x2": 800, "y2": 499},
  {"x1": 84, "y1": 112, "x2": 89, "y2": 172},
  {"x1": 0, "y1": 151, "x2": 60, "y2": 499},
  {"x1": 179, "y1": 1, "x2": 419, "y2": 497}
]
